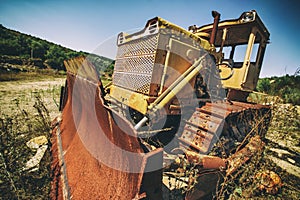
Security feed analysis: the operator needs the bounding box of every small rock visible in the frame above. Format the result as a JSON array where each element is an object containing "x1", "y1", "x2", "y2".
[
  {"x1": 23, "y1": 136, "x2": 48, "y2": 172},
  {"x1": 26, "y1": 135, "x2": 48, "y2": 149},
  {"x1": 23, "y1": 145, "x2": 48, "y2": 172}
]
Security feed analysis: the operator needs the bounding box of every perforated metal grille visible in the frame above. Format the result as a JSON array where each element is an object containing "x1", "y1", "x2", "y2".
[
  {"x1": 116, "y1": 34, "x2": 158, "y2": 58},
  {"x1": 114, "y1": 54, "x2": 155, "y2": 74},
  {"x1": 113, "y1": 72, "x2": 152, "y2": 94},
  {"x1": 113, "y1": 34, "x2": 159, "y2": 95}
]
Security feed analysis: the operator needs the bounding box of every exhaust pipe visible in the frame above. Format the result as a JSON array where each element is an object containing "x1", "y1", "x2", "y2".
[{"x1": 210, "y1": 11, "x2": 221, "y2": 45}]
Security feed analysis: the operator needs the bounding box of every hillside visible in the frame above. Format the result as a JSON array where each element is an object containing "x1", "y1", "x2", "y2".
[{"x1": 0, "y1": 24, "x2": 114, "y2": 80}]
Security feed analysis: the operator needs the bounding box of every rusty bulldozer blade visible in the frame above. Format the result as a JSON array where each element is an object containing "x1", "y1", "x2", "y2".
[{"x1": 51, "y1": 57, "x2": 163, "y2": 200}]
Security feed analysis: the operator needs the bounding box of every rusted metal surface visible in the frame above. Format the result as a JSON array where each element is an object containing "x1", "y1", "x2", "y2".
[
  {"x1": 255, "y1": 170, "x2": 283, "y2": 194},
  {"x1": 226, "y1": 135, "x2": 265, "y2": 175},
  {"x1": 202, "y1": 156, "x2": 226, "y2": 169},
  {"x1": 51, "y1": 57, "x2": 163, "y2": 200},
  {"x1": 185, "y1": 150, "x2": 226, "y2": 169}
]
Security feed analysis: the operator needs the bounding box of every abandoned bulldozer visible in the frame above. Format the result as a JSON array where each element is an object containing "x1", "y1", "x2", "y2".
[{"x1": 51, "y1": 10, "x2": 271, "y2": 199}]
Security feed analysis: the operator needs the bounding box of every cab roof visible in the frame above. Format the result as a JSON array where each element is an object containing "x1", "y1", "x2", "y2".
[{"x1": 196, "y1": 10, "x2": 270, "y2": 46}]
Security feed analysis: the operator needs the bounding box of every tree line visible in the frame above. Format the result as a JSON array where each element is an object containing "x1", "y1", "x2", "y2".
[
  {"x1": 257, "y1": 75, "x2": 300, "y2": 105},
  {"x1": 0, "y1": 24, "x2": 113, "y2": 72}
]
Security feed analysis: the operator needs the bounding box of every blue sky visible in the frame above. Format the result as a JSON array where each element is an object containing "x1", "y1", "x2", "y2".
[{"x1": 1, "y1": 0, "x2": 299, "y2": 77}]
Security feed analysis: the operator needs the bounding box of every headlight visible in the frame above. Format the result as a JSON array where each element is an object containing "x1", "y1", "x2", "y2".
[
  {"x1": 117, "y1": 32, "x2": 125, "y2": 45},
  {"x1": 242, "y1": 11, "x2": 255, "y2": 22}
]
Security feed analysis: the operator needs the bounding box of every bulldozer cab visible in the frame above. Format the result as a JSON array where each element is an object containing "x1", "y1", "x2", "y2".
[{"x1": 195, "y1": 10, "x2": 270, "y2": 97}]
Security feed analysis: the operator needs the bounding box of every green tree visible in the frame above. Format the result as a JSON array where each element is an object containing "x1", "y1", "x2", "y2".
[
  {"x1": 18, "y1": 35, "x2": 30, "y2": 58},
  {"x1": 257, "y1": 78, "x2": 271, "y2": 93},
  {"x1": 45, "y1": 45, "x2": 66, "y2": 70},
  {"x1": 30, "y1": 40, "x2": 46, "y2": 59},
  {"x1": 0, "y1": 38, "x2": 21, "y2": 56},
  {"x1": 258, "y1": 75, "x2": 300, "y2": 105}
]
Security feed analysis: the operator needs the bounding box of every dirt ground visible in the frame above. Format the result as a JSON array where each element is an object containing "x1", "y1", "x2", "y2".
[{"x1": 0, "y1": 78, "x2": 65, "y2": 119}]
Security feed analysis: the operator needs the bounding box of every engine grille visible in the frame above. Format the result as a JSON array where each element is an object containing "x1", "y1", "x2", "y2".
[{"x1": 113, "y1": 34, "x2": 159, "y2": 95}]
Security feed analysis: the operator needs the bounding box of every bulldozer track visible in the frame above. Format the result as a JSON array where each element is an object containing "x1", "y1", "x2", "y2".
[{"x1": 180, "y1": 101, "x2": 271, "y2": 157}]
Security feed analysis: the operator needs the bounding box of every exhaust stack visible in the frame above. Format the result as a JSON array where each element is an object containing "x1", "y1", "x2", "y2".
[{"x1": 210, "y1": 11, "x2": 221, "y2": 45}]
